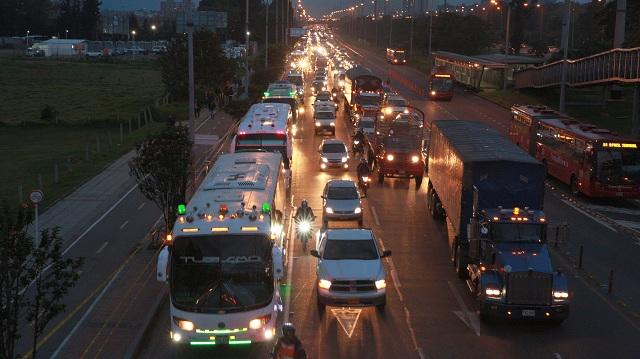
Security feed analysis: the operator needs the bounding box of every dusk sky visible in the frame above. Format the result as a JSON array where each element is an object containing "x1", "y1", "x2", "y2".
[{"x1": 102, "y1": 0, "x2": 591, "y2": 18}]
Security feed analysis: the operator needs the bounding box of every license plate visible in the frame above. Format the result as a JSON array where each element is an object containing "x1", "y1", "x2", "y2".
[
  {"x1": 215, "y1": 336, "x2": 229, "y2": 345},
  {"x1": 522, "y1": 309, "x2": 536, "y2": 317},
  {"x1": 347, "y1": 298, "x2": 359, "y2": 305}
]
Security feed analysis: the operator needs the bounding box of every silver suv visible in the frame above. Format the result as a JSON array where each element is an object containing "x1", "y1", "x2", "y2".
[{"x1": 321, "y1": 180, "x2": 364, "y2": 227}]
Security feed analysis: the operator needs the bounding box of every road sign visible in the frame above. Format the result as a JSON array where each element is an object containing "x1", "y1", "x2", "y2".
[
  {"x1": 29, "y1": 189, "x2": 44, "y2": 204},
  {"x1": 331, "y1": 308, "x2": 362, "y2": 338}
]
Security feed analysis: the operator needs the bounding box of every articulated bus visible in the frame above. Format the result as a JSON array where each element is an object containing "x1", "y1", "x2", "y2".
[
  {"x1": 156, "y1": 152, "x2": 287, "y2": 347},
  {"x1": 510, "y1": 104, "x2": 640, "y2": 198},
  {"x1": 231, "y1": 103, "x2": 293, "y2": 170}
]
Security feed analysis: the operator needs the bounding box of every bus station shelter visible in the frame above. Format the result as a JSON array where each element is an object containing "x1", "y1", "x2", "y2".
[{"x1": 433, "y1": 51, "x2": 545, "y2": 90}]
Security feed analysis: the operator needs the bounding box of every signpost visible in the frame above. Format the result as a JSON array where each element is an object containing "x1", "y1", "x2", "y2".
[{"x1": 30, "y1": 189, "x2": 44, "y2": 247}]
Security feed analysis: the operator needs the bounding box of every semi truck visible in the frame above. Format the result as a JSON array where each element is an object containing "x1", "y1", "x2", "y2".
[{"x1": 426, "y1": 120, "x2": 569, "y2": 323}]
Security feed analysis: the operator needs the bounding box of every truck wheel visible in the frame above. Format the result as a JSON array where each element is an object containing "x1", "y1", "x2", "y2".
[
  {"x1": 378, "y1": 172, "x2": 384, "y2": 184},
  {"x1": 415, "y1": 175, "x2": 423, "y2": 188},
  {"x1": 455, "y1": 244, "x2": 469, "y2": 279}
]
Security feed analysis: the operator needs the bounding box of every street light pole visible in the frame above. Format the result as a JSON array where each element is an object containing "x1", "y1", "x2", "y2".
[
  {"x1": 502, "y1": 2, "x2": 511, "y2": 90},
  {"x1": 186, "y1": 7, "x2": 196, "y2": 159},
  {"x1": 265, "y1": 0, "x2": 269, "y2": 68},
  {"x1": 65, "y1": 29, "x2": 69, "y2": 39},
  {"x1": 374, "y1": 0, "x2": 378, "y2": 48},
  {"x1": 409, "y1": 1, "x2": 415, "y2": 56},
  {"x1": 427, "y1": 1, "x2": 433, "y2": 57},
  {"x1": 559, "y1": 0, "x2": 571, "y2": 113},
  {"x1": 286, "y1": 0, "x2": 289, "y2": 46},
  {"x1": 246, "y1": 0, "x2": 251, "y2": 98}
]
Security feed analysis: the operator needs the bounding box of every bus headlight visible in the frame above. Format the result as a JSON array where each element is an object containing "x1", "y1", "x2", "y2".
[
  {"x1": 174, "y1": 317, "x2": 195, "y2": 331},
  {"x1": 375, "y1": 279, "x2": 387, "y2": 289},
  {"x1": 411, "y1": 155, "x2": 420, "y2": 163},
  {"x1": 318, "y1": 279, "x2": 332, "y2": 289},
  {"x1": 249, "y1": 314, "x2": 272, "y2": 330},
  {"x1": 552, "y1": 290, "x2": 569, "y2": 300},
  {"x1": 172, "y1": 332, "x2": 182, "y2": 342}
]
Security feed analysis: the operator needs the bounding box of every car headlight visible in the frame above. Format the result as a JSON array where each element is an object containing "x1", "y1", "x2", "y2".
[
  {"x1": 384, "y1": 107, "x2": 393, "y2": 115},
  {"x1": 430, "y1": 90, "x2": 437, "y2": 96},
  {"x1": 322, "y1": 157, "x2": 328, "y2": 163},
  {"x1": 318, "y1": 279, "x2": 332, "y2": 289},
  {"x1": 552, "y1": 290, "x2": 569, "y2": 300},
  {"x1": 315, "y1": 121, "x2": 321, "y2": 127},
  {"x1": 330, "y1": 122, "x2": 335, "y2": 126},
  {"x1": 339, "y1": 80, "x2": 344, "y2": 87},
  {"x1": 322, "y1": 86, "x2": 327, "y2": 91},
  {"x1": 325, "y1": 207, "x2": 333, "y2": 214},
  {"x1": 341, "y1": 156, "x2": 348, "y2": 163},
  {"x1": 411, "y1": 155, "x2": 420, "y2": 163},
  {"x1": 354, "y1": 207, "x2": 361, "y2": 214},
  {"x1": 173, "y1": 317, "x2": 195, "y2": 331},
  {"x1": 375, "y1": 279, "x2": 386, "y2": 290},
  {"x1": 386, "y1": 154, "x2": 394, "y2": 161},
  {"x1": 485, "y1": 288, "x2": 501, "y2": 298}
]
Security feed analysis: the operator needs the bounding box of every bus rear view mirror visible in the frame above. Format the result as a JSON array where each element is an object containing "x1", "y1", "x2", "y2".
[{"x1": 157, "y1": 246, "x2": 169, "y2": 283}]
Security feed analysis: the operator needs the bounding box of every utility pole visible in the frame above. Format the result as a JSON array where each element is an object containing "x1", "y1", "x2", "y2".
[
  {"x1": 502, "y1": 1, "x2": 511, "y2": 90},
  {"x1": 427, "y1": 0, "x2": 433, "y2": 58},
  {"x1": 275, "y1": 0, "x2": 279, "y2": 43},
  {"x1": 409, "y1": 0, "x2": 415, "y2": 56},
  {"x1": 559, "y1": 0, "x2": 571, "y2": 113},
  {"x1": 389, "y1": 8, "x2": 393, "y2": 47},
  {"x1": 374, "y1": 0, "x2": 379, "y2": 48},
  {"x1": 245, "y1": 0, "x2": 250, "y2": 98},
  {"x1": 265, "y1": 0, "x2": 269, "y2": 68},
  {"x1": 286, "y1": 0, "x2": 289, "y2": 46}
]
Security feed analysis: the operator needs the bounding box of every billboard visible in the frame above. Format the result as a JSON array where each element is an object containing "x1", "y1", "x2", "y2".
[
  {"x1": 289, "y1": 28, "x2": 306, "y2": 38},
  {"x1": 176, "y1": 11, "x2": 228, "y2": 33}
]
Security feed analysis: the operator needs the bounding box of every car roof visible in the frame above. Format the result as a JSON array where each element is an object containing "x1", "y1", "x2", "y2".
[
  {"x1": 326, "y1": 179, "x2": 356, "y2": 188},
  {"x1": 325, "y1": 229, "x2": 374, "y2": 241},
  {"x1": 387, "y1": 95, "x2": 405, "y2": 101},
  {"x1": 322, "y1": 138, "x2": 346, "y2": 145}
]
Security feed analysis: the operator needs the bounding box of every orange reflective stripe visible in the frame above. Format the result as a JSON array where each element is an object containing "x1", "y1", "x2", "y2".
[{"x1": 278, "y1": 342, "x2": 296, "y2": 358}]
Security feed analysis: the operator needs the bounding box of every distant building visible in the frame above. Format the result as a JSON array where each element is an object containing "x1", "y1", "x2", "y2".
[
  {"x1": 102, "y1": 10, "x2": 130, "y2": 35},
  {"x1": 33, "y1": 39, "x2": 88, "y2": 57},
  {"x1": 175, "y1": 11, "x2": 227, "y2": 33},
  {"x1": 160, "y1": 0, "x2": 194, "y2": 20}
]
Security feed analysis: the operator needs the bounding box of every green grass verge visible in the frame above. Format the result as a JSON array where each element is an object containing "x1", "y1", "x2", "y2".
[
  {"x1": 0, "y1": 57, "x2": 163, "y2": 125},
  {"x1": 0, "y1": 122, "x2": 164, "y2": 210}
]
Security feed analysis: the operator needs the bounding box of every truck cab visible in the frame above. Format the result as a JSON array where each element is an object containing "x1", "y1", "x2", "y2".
[{"x1": 466, "y1": 206, "x2": 570, "y2": 323}]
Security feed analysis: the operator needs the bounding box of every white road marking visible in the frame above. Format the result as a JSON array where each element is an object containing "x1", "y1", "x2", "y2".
[
  {"x1": 95, "y1": 241, "x2": 109, "y2": 254},
  {"x1": 447, "y1": 281, "x2": 481, "y2": 336},
  {"x1": 554, "y1": 353, "x2": 563, "y2": 359},
  {"x1": 50, "y1": 255, "x2": 130, "y2": 358},
  {"x1": 613, "y1": 219, "x2": 640, "y2": 230},
  {"x1": 558, "y1": 198, "x2": 618, "y2": 233},
  {"x1": 20, "y1": 183, "x2": 140, "y2": 296},
  {"x1": 585, "y1": 203, "x2": 640, "y2": 216},
  {"x1": 283, "y1": 210, "x2": 296, "y2": 323},
  {"x1": 119, "y1": 220, "x2": 129, "y2": 229},
  {"x1": 137, "y1": 202, "x2": 146, "y2": 210},
  {"x1": 331, "y1": 308, "x2": 362, "y2": 338},
  {"x1": 370, "y1": 205, "x2": 381, "y2": 226}
]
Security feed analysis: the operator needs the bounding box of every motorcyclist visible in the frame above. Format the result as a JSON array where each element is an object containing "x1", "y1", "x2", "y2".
[
  {"x1": 294, "y1": 200, "x2": 315, "y2": 222},
  {"x1": 357, "y1": 158, "x2": 370, "y2": 181},
  {"x1": 353, "y1": 128, "x2": 366, "y2": 154},
  {"x1": 271, "y1": 323, "x2": 306, "y2": 359},
  {"x1": 331, "y1": 86, "x2": 339, "y2": 100}
]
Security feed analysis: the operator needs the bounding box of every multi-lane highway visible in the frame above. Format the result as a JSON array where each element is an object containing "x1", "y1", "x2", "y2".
[{"x1": 138, "y1": 40, "x2": 640, "y2": 359}]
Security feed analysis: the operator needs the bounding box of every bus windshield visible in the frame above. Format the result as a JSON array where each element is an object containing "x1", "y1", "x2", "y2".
[
  {"x1": 393, "y1": 51, "x2": 405, "y2": 61},
  {"x1": 170, "y1": 235, "x2": 273, "y2": 313},
  {"x1": 287, "y1": 76, "x2": 303, "y2": 86},
  {"x1": 596, "y1": 148, "x2": 640, "y2": 185},
  {"x1": 358, "y1": 95, "x2": 380, "y2": 106},
  {"x1": 237, "y1": 133, "x2": 286, "y2": 147},
  {"x1": 430, "y1": 77, "x2": 453, "y2": 92},
  {"x1": 490, "y1": 223, "x2": 544, "y2": 243}
]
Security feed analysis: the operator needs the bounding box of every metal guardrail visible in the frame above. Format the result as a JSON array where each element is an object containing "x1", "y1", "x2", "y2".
[{"x1": 514, "y1": 47, "x2": 640, "y2": 89}]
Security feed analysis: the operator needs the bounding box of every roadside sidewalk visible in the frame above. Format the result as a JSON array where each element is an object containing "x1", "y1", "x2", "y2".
[{"x1": 52, "y1": 110, "x2": 237, "y2": 359}]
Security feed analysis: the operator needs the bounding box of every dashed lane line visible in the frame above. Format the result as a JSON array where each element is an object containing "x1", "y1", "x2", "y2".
[
  {"x1": 119, "y1": 220, "x2": 129, "y2": 230},
  {"x1": 95, "y1": 241, "x2": 109, "y2": 254},
  {"x1": 137, "y1": 202, "x2": 146, "y2": 211},
  {"x1": 370, "y1": 205, "x2": 381, "y2": 226}
]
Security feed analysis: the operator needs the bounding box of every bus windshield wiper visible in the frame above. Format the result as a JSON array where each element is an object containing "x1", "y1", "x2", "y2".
[{"x1": 195, "y1": 280, "x2": 221, "y2": 306}]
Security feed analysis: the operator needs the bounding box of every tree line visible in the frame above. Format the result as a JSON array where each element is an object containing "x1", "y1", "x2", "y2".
[{"x1": 0, "y1": 0, "x2": 101, "y2": 39}]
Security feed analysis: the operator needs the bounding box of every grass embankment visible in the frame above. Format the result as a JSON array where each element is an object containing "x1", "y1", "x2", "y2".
[{"x1": 0, "y1": 57, "x2": 167, "y2": 209}]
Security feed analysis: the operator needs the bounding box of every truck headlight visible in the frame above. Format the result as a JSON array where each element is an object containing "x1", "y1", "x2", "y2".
[
  {"x1": 375, "y1": 279, "x2": 386, "y2": 289},
  {"x1": 411, "y1": 155, "x2": 420, "y2": 163},
  {"x1": 322, "y1": 157, "x2": 328, "y2": 163},
  {"x1": 318, "y1": 279, "x2": 332, "y2": 289},
  {"x1": 552, "y1": 290, "x2": 569, "y2": 300},
  {"x1": 173, "y1": 317, "x2": 195, "y2": 331},
  {"x1": 315, "y1": 121, "x2": 321, "y2": 127},
  {"x1": 354, "y1": 207, "x2": 361, "y2": 214},
  {"x1": 485, "y1": 288, "x2": 501, "y2": 298},
  {"x1": 341, "y1": 156, "x2": 348, "y2": 163}
]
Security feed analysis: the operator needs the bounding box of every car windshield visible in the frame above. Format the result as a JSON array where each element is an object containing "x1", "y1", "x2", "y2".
[
  {"x1": 322, "y1": 143, "x2": 346, "y2": 153},
  {"x1": 170, "y1": 235, "x2": 273, "y2": 313},
  {"x1": 358, "y1": 95, "x2": 380, "y2": 106},
  {"x1": 387, "y1": 99, "x2": 407, "y2": 107},
  {"x1": 596, "y1": 148, "x2": 640, "y2": 185},
  {"x1": 287, "y1": 76, "x2": 303, "y2": 86},
  {"x1": 489, "y1": 223, "x2": 544, "y2": 243},
  {"x1": 315, "y1": 111, "x2": 335, "y2": 119},
  {"x1": 359, "y1": 121, "x2": 374, "y2": 129},
  {"x1": 383, "y1": 137, "x2": 419, "y2": 151},
  {"x1": 317, "y1": 94, "x2": 331, "y2": 101},
  {"x1": 323, "y1": 239, "x2": 379, "y2": 260},
  {"x1": 327, "y1": 185, "x2": 358, "y2": 199}
]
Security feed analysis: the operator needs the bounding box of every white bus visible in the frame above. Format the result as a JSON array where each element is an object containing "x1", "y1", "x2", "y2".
[
  {"x1": 231, "y1": 103, "x2": 293, "y2": 170},
  {"x1": 156, "y1": 152, "x2": 287, "y2": 347}
]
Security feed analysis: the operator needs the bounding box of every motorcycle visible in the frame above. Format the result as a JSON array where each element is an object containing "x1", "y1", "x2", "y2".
[
  {"x1": 358, "y1": 174, "x2": 370, "y2": 195},
  {"x1": 352, "y1": 139, "x2": 364, "y2": 157},
  {"x1": 295, "y1": 215, "x2": 315, "y2": 252}
]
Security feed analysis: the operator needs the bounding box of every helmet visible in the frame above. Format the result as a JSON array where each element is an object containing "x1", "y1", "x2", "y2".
[
  {"x1": 360, "y1": 157, "x2": 367, "y2": 164},
  {"x1": 282, "y1": 323, "x2": 295, "y2": 337},
  {"x1": 301, "y1": 200, "x2": 308, "y2": 208}
]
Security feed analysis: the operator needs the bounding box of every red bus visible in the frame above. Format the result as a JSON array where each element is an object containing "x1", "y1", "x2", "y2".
[
  {"x1": 427, "y1": 69, "x2": 454, "y2": 101},
  {"x1": 510, "y1": 105, "x2": 640, "y2": 198}
]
